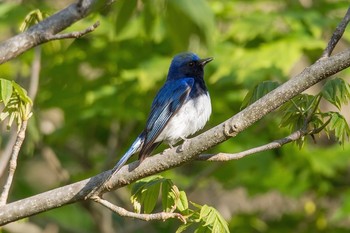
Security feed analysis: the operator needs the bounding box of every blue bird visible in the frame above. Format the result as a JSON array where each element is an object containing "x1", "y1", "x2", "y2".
[{"x1": 112, "y1": 52, "x2": 213, "y2": 175}]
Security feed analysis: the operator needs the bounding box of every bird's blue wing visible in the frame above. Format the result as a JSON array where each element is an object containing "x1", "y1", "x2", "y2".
[{"x1": 138, "y1": 78, "x2": 194, "y2": 160}]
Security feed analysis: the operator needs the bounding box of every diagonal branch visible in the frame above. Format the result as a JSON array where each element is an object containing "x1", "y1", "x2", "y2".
[
  {"x1": 0, "y1": 4, "x2": 350, "y2": 227},
  {"x1": 321, "y1": 6, "x2": 350, "y2": 58},
  {"x1": 1, "y1": 45, "x2": 350, "y2": 226},
  {"x1": 92, "y1": 196, "x2": 186, "y2": 223},
  {"x1": 0, "y1": 0, "x2": 106, "y2": 64}
]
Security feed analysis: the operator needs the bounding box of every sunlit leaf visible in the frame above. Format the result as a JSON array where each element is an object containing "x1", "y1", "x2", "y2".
[
  {"x1": 0, "y1": 78, "x2": 13, "y2": 106},
  {"x1": 176, "y1": 223, "x2": 193, "y2": 233},
  {"x1": 131, "y1": 175, "x2": 165, "y2": 214},
  {"x1": 176, "y1": 191, "x2": 189, "y2": 212},
  {"x1": 161, "y1": 179, "x2": 175, "y2": 212},
  {"x1": 19, "y1": 9, "x2": 49, "y2": 32},
  {"x1": 12, "y1": 81, "x2": 32, "y2": 105},
  {"x1": 198, "y1": 205, "x2": 229, "y2": 233}
]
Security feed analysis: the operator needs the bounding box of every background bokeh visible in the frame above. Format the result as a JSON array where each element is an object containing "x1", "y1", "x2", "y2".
[{"x1": 1, "y1": 0, "x2": 350, "y2": 232}]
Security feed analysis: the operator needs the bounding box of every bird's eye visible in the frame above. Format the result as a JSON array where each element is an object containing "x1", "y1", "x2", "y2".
[{"x1": 188, "y1": 62, "x2": 194, "y2": 67}]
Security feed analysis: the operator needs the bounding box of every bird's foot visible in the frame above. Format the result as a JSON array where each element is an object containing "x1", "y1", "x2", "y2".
[{"x1": 178, "y1": 137, "x2": 189, "y2": 152}]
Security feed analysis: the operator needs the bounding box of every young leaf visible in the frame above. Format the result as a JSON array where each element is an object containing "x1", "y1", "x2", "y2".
[
  {"x1": 131, "y1": 175, "x2": 165, "y2": 214},
  {"x1": 327, "y1": 112, "x2": 350, "y2": 145},
  {"x1": 176, "y1": 191, "x2": 189, "y2": 212},
  {"x1": 0, "y1": 80, "x2": 32, "y2": 130},
  {"x1": 161, "y1": 179, "x2": 176, "y2": 212},
  {"x1": 142, "y1": 181, "x2": 161, "y2": 213},
  {"x1": 198, "y1": 205, "x2": 230, "y2": 233},
  {"x1": 321, "y1": 78, "x2": 350, "y2": 109},
  {"x1": 279, "y1": 94, "x2": 317, "y2": 130},
  {"x1": 241, "y1": 81, "x2": 279, "y2": 108},
  {"x1": 12, "y1": 81, "x2": 33, "y2": 105},
  {"x1": 19, "y1": 9, "x2": 49, "y2": 32},
  {"x1": 176, "y1": 223, "x2": 193, "y2": 233},
  {"x1": 0, "y1": 78, "x2": 13, "y2": 106}
]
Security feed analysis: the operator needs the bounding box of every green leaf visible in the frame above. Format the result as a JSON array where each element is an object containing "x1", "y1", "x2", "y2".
[
  {"x1": 12, "y1": 81, "x2": 32, "y2": 105},
  {"x1": 161, "y1": 179, "x2": 176, "y2": 212},
  {"x1": 241, "y1": 81, "x2": 279, "y2": 108},
  {"x1": 0, "y1": 78, "x2": 13, "y2": 106},
  {"x1": 142, "y1": 181, "x2": 161, "y2": 213},
  {"x1": 176, "y1": 191, "x2": 189, "y2": 212},
  {"x1": 19, "y1": 9, "x2": 49, "y2": 32},
  {"x1": 131, "y1": 175, "x2": 165, "y2": 214},
  {"x1": 0, "y1": 79, "x2": 32, "y2": 130},
  {"x1": 197, "y1": 205, "x2": 229, "y2": 233},
  {"x1": 321, "y1": 78, "x2": 350, "y2": 109},
  {"x1": 176, "y1": 223, "x2": 193, "y2": 233},
  {"x1": 279, "y1": 94, "x2": 319, "y2": 130},
  {"x1": 326, "y1": 112, "x2": 350, "y2": 145}
]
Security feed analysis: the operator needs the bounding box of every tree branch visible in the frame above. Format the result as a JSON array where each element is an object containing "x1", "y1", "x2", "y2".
[
  {"x1": 1, "y1": 46, "x2": 350, "y2": 225},
  {"x1": 0, "y1": 0, "x2": 104, "y2": 64},
  {"x1": 93, "y1": 196, "x2": 186, "y2": 223},
  {"x1": 198, "y1": 129, "x2": 304, "y2": 161},
  {"x1": 0, "y1": 3, "x2": 350, "y2": 227},
  {"x1": 197, "y1": 118, "x2": 332, "y2": 162},
  {"x1": 45, "y1": 21, "x2": 100, "y2": 41},
  {"x1": 321, "y1": 7, "x2": 350, "y2": 58}
]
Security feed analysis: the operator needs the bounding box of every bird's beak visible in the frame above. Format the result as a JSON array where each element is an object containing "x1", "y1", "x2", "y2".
[{"x1": 199, "y1": 57, "x2": 213, "y2": 66}]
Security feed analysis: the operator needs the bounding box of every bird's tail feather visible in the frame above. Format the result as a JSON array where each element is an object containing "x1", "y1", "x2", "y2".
[{"x1": 111, "y1": 136, "x2": 143, "y2": 176}]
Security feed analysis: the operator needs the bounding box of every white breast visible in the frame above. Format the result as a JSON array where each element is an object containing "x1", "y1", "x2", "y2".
[{"x1": 156, "y1": 92, "x2": 211, "y2": 145}]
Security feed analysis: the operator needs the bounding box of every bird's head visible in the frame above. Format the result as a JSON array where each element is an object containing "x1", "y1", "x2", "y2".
[{"x1": 167, "y1": 52, "x2": 213, "y2": 80}]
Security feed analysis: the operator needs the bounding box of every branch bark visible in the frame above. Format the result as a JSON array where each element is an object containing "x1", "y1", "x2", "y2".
[
  {"x1": 0, "y1": 0, "x2": 350, "y2": 227},
  {"x1": 1, "y1": 46, "x2": 350, "y2": 225},
  {"x1": 93, "y1": 197, "x2": 186, "y2": 223},
  {"x1": 0, "y1": 0, "x2": 104, "y2": 64}
]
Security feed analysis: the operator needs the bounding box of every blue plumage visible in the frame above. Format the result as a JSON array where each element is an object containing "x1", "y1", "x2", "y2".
[{"x1": 112, "y1": 52, "x2": 213, "y2": 175}]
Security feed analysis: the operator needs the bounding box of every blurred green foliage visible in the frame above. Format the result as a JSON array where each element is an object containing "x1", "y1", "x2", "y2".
[{"x1": 1, "y1": 0, "x2": 350, "y2": 232}]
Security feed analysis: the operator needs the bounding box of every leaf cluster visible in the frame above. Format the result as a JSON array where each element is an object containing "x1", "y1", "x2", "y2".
[
  {"x1": 0, "y1": 78, "x2": 32, "y2": 130},
  {"x1": 131, "y1": 175, "x2": 229, "y2": 233},
  {"x1": 242, "y1": 78, "x2": 350, "y2": 147}
]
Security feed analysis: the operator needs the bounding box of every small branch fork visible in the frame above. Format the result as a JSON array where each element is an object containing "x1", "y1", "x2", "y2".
[
  {"x1": 198, "y1": 120, "x2": 329, "y2": 162},
  {"x1": 92, "y1": 196, "x2": 186, "y2": 223},
  {"x1": 45, "y1": 21, "x2": 100, "y2": 41}
]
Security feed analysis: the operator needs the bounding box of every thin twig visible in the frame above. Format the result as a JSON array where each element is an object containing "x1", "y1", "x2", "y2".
[
  {"x1": 92, "y1": 196, "x2": 186, "y2": 223},
  {"x1": 321, "y1": 6, "x2": 350, "y2": 58},
  {"x1": 198, "y1": 129, "x2": 306, "y2": 161},
  {"x1": 0, "y1": 120, "x2": 28, "y2": 205},
  {"x1": 0, "y1": 40, "x2": 41, "y2": 205},
  {"x1": 198, "y1": 117, "x2": 333, "y2": 162},
  {"x1": 45, "y1": 21, "x2": 100, "y2": 40}
]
